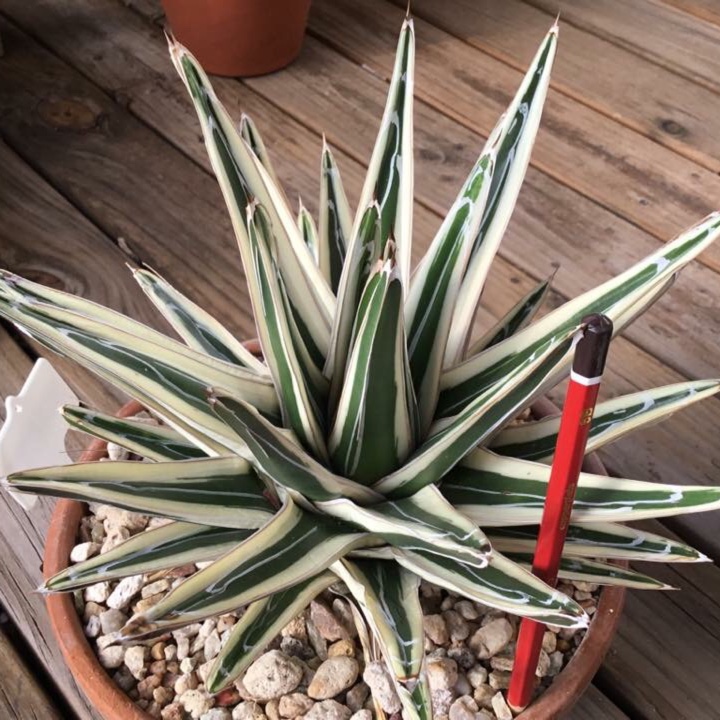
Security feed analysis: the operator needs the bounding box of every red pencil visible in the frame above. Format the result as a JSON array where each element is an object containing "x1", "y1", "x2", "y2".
[{"x1": 508, "y1": 313, "x2": 613, "y2": 712}]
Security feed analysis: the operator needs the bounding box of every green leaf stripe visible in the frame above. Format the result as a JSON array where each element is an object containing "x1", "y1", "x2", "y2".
[
  {"x1": 466, "y1": 272, "x2": 554, "y2": 357},
  {"x1": 319, "y1": 485, "x2": 490, "y2": 569},
  {"x1": 443, "y1": 450, "x2": 720, "y2": 525},
  {"x1": 210, "y1": 394, "x2": 383, "y2": 504},
  {"x1": 62, "y1": 405, "x2": 207, "y2": 462},
  {"x1": 354, "y1": 18, "x2": 414, "y2": 284},
  {"x1": 446, "y1": 24, "x2": 557, "y2": 364},
  {"x1": 0, "y1": 294, "x2": 272, "y2": 455},
  {"x1": 491, "y1": 380, "x2": 720, "y2": 461},
  {"x1": 374, "y1": 325, "x2": 578, "y2": 498},
  {"x1": 396, "y1": 548, "x2": 588, "y2": 628},
  {"x1": 330, "y1": 256, "x2": 417, "y2": 483},
  {"x1": 319, "y1": 140, "x2": 352, "y2": 293},
  {"x1": 122, "y1": 500, "x2": 367, "y2": 637},
  {"x1": 406, "y1": 149, "x2": 494, "y2": 431},
  {"x1": 325, "y1": 202, "x2": 383, "y2": 413},
  {"x1": 132, "y1": 269, "x2": 268, "y2": 373},
  {"x1": 206, "y1": 572, "x2": 337, "y2": 692},
  {"x1": 489, "y1": 522, "x2": 707, "y2": 562},
  {"x1": 170, "y1": 45, "x2": 334, "y2": 358},
  {"x1": 298, "y1": 200, "x2": 320, "y2": 264},
  {"x1": 245, "y1": 204, "x2": 328, "y2": 461},
  {"x1": 44, "y1": 522, "x2": 251, "y2": 592},
  {"x1": 334, "y1": 559, "x2": 423, "y2": 681},
  {"x1": 9, "y1": 457, "x2": 273, "y2": 529},
  {"x1": 506, "y1": 553, "x2": 673, "y2": 590},
  {"x1": 441, "y1": 212, "x2": 720, "y2": 417}
]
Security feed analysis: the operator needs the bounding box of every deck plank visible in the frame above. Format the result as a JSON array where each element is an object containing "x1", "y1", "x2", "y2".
[
  {"x1": 392, "y1": 0, "x2": 720, "y2": 173},
  {"x1": 526, "y1": 0, "x2": 720, "y2": 95},
  {"x1": 2, "y1": 4, "x2": 720, "y2": 557},
  {"x1": 596, "y1": 571, "x2": 720, "y2": 718},
  {"x1": 659, "y1": 0, "x2": 720, "y2": 26},
  {"x1": 0, "y1": 625, "x2": 64, "y2": 720},
  {"x1": 308, "y1": 0, "x2": 720, "y2": 272},
  {"x1": 0, "y1": 139, "x2": 168, "y2": 414}
]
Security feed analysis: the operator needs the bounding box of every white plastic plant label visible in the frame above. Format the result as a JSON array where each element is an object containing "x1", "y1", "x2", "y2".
[{"x1": 0, "y1": 359, "x2": 78, "y2": 510}]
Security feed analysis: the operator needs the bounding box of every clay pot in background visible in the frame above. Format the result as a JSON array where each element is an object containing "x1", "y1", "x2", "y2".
[{"x1": 161, "y1": 0, "x2": 312, "y2": 77}]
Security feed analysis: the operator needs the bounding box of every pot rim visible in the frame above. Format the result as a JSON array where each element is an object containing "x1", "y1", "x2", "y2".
[{"x1": 43, "y1": 394, "x2": 625, "y2": 720}]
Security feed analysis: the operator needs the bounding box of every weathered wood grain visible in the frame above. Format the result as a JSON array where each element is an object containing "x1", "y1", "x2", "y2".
[
  {"x1": 527, "y1": 0, "x2": 720, "y2": 95},
  {"x1": 596, "y1": 571, "x2": 720, "y2": 718},
  {"x1": 0, "y1": 21, "x2": 256, "y2": 345},
  {"x1": 0, "y1": 139, "x2": 168, "y2": 414},
  {"x1": 394, "y1": 0, "x2": 720, "y2": 173},
  {"x1": 0, "y1": 626, "x2": 63, "y2": 720},
  {"x1": 660, "y1": 0, "x2": 720, "y2": 26},
  {"x1": 308, "y1": 0, "x2": 720, "y2": 271},
  {"x1": 0, "y1": 2, "x2": 719, "y2": 717},
  {"x1": 1, "y1": 4, "x2": 719, "y2": 556}
]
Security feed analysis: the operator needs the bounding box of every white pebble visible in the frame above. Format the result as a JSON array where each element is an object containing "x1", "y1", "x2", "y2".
[
  {"x1": 362, "y1": 661, "x2": 401, "y2": 714},
  {"x1": 243, "y1": 651, "x2": 303, "y2": 702},
  {"x1": 107, "y1": 574, "x2": 144, "y2": 610},
  {"x1": 468, "y1": 618, "x2": 513, "y2": 659},
  {"x1": 124, "y1": 645, "x2": 148, "y2": 680},
  {"x1": 70, "y1": 541, "x2": 100, "y2": 563},
  {"x1": 99, "y1": 608, "x2": 128, "y2": 635},
  {"x1": 98, "y1": 645, "x2": 125, "y2": 669},
  {"x1": 107, "y1": 442, "x2": 130, "y2": 461},
  {"x1": 204, "y1": 630, "x2": 223, "y2": 661},
  {"x1": 200, "y1": 709, "x2": 231, "y2": 720},
  {"x1": 179, "y1": 688, "x2": 213, "y2": 719},
  {"x1": 84, "y1": 615, "x2": 102, "y2": 638},
  {"x1": 467, "y1": 665, "x2": 488, "y2": 689},
  {"x1": 84, "y1": 582, "x2": 111, "y2": 604},
  {"x1": 180, "y1": 657, "x2": 197, "y2": 674},
  {"x1": 232, "y1": 701, "x2": 267, "y2": 720},
  {"x1": 491, "y1": 692, "x2": 513, "y2": 720},
  {"x1": 142, "y1": 578, "x2": 171, "y2": 598},
  {"x1": 349, "y1": 711, "x2": 371, "y2": 720}
]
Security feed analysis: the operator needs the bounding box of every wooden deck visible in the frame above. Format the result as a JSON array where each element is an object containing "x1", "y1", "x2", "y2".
[{"x1": 1, "y1": 0, "x2": 719, "y2": 717}]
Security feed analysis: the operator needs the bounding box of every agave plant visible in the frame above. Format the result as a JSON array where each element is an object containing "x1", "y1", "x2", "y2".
[{"x1": 2, "y1": 18, "x2": 720, "y2": 718}]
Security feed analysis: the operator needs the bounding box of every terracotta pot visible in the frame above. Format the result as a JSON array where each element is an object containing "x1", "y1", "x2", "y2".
[
  {"x1": 43, "y1": 393, "x2": 624, "y2": 720},
  {"x1": 161, "y1": 0, "x2": 312, "y2": 77}
]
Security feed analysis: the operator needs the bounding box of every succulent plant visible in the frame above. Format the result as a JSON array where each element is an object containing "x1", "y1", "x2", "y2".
[{"x1": 2, "y1": 18, "x2": 720, "y2": 717}]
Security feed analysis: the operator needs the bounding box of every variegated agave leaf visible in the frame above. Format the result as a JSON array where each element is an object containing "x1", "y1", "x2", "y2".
[
  {"x1": 445, "y1": 23, "x2": 558, "y2": 365},
  {"x1": 62, "y1": 405, "x2": 207, "y2": 461},
  {"x1": 2, "y1": 17, "x2": 720, "y2": 705},
  {"x1": 318, "y1": 139, "x2": 352, "y2": 293},
  {"x1": 490, "y1": 380, "x2": 720, "y2": 461},
  {"x1": 206, "y1": 572, "x2": 337, "y2": 692}
]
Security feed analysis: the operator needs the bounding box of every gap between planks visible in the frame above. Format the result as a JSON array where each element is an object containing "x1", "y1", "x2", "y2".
[
  {"x1": 12, "y1": 0, "x2": 720, "y2": 393},
  {"x1": 658, "y1": 0, "x2": 720, "y2": 27}
]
